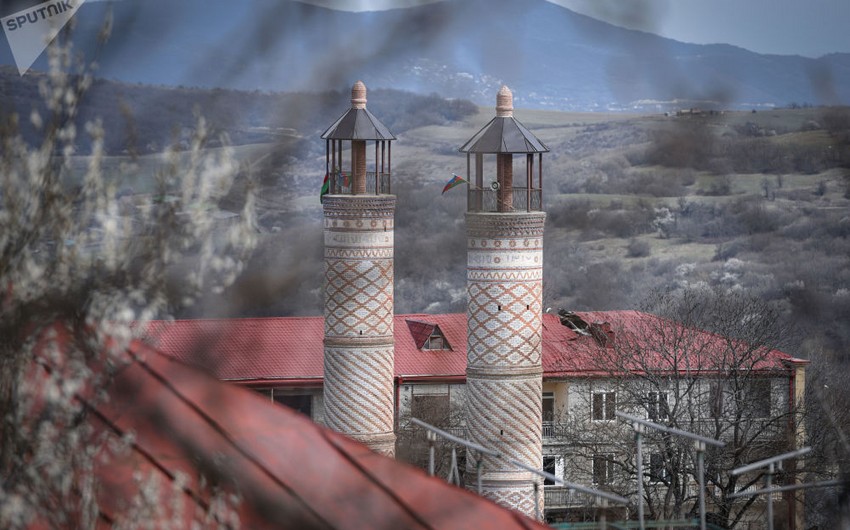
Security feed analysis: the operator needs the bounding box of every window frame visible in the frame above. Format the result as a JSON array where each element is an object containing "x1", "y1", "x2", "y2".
[
  {"x1": 745, "y1": 379, "x2": 772, "y2": 419},
  {"x1": 592, "y1": 454, "x2": 616, "y2": 485},
  {"x1": 410, "y1": 393, "x2": 451, "y2": 426},
  {"x1": 592, "y1": 391, "x2": 616, "y2": 421},
  {"x1": 542, "y1": 391, "x2": 555, "y2": 422},
  {"x1": 647, "y1": 391, "x2": 669, "y2": 422},
  {"x1": 708, "y1": 381, "x2": 723, "y2": 419},
  {"x1": 424, "y1": 334, "x2": 444, "y2": 350},
  {"x1": 543, "y1": 456, "x2": 557, "y2": 486},
  {"x1": 271, "y1": 390, "x2": 313, "y2": 417},
  {"x1": 648, "y1": 452, "x2": 668, "y2": 483}
]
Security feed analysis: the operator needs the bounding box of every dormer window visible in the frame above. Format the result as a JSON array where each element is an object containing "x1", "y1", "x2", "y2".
[{"x1": 406, "y1": 319, "x2": 452, "y2": 351}]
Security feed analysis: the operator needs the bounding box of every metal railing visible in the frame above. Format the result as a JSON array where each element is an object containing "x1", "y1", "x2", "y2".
[
  {"x1": 368, "y1": 171, "x2": 391, "y2": 195},
  {"x1": 544, "y1": 486, "x2": 605, "y2": 508},
  {"x1": 329, "y1": 171, "x2": 391, "y2": 195},
  {"x1": 616, "y1": 411, "x2": 725, "y2": 530},
  {"x1": 410, "y1": 417, "x2": 628, "y2": 522},
  {"x1": 551, "y1": 520, "x2": 727, "y2": 529},
  {"x1": 467, "y1": 187, "x2": 542, "y2": 213}
]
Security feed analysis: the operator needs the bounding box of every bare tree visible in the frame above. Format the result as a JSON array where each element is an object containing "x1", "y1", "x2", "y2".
[
  {"x1": 553, "y1": 287, "x2": 803, "y2": 527},
  {"x1": 0, "y1": 35, "x2": 256, "y2": 529},
  {"x1": 396, "y1": 388, "x2": 468, "y2": 483}
]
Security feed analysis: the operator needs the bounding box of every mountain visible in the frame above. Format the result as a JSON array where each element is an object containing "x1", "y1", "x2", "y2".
[{"x1": 3, "y1": 0, "x2": 849, "y2": 111}]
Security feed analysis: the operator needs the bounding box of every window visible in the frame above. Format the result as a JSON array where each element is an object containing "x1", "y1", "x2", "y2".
[
  {"x1": 543, "y1": 392, "x2": 555, "y2": 422},
  {"x1": 425, "y1": 334, "x2": 445, "y2": 350},
  {"x1": 411, "y1": 394, "x2": 450, "y2": 426},
  {"x1": 592, "y1": 392, "x2": 616, "y2": 421},
  {"x1": 592, "y1": 454, "x2": 615, "y2": 485},
  {"x1": 745, "y1": 380, "x2": 771, "y2": 418},
  {"x1": 543, "y1": 392, "x2": 555, "y2": 437},
  {"x1": 648, "y1": 453, "x2": 668, "y2": 482},
  {"x1": 543, "y1": 457, "x2": 557, "y2": 485},
  {"x1": 708, "y1": 382, "x2": 723, "y2": 418},
  {"x1": 273, "y1": 393, "x2": 312, "y2": 417},
  {"x1": 647, "y1": 392, "x2": 669, "y2": 422}
]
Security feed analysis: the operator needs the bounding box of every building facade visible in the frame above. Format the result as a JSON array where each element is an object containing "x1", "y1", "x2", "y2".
[{"x1": 149, "y1": 310, "x2": 808, "y2": 525}]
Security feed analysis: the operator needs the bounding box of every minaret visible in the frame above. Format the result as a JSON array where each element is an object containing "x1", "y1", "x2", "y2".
[
  {"x1": 320, "y1": 81, "x2": 396, "y2": 456},
  {"x1": 460, "y1": 86, "x2": 548, "y2": 517}
]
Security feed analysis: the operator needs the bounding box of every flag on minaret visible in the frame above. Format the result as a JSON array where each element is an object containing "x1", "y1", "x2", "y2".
[
  {"x1": 320, "y1": 173, "x2": 329, "y2": 202},
  {"x1": 442, "y1": 174, "x2": 467, "y2": 195}
]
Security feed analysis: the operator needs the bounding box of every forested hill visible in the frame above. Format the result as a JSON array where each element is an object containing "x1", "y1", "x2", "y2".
[{"x1": 0, "y1": 66, "x2": 477, "y2": 155}]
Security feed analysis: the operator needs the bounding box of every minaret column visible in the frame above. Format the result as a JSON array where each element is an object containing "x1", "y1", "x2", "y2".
[
  {"x1": 323, "y1": 196, "x2": 396, "y2": 456},
  {"x1": 465, "y1": 212, "x2": 545, "y2": 517},
  {"x1": 460, "y1": 85, "x2": 549, "y2": 519},
  {"x1": 320, "y1": 81, "x2": 397, "y2": 457}
]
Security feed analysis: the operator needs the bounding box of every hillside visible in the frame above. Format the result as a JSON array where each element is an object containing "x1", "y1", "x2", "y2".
[
  {"x1": 0, "y1": 66, "x2": 477, "y2": 156},
  {"x1": 5, "y1": 0, "x2": 850, "y2": 111}
]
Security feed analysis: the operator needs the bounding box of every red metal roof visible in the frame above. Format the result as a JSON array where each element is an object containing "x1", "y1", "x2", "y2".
[
  {"x1": 28, "y1": 328, "x2": 548, "y2": 529},
  {"x1": 544, "y1": 310, "x2": 798, "y2": 377},
  {"x1": 147, "y1": 311, "x2": 798, "y2": 384}
]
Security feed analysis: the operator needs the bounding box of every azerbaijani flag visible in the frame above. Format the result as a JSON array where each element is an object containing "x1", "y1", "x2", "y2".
[
  {"x1": 320, "y1": 172, "x2": 329, "y2": 202},
  {"x1": 442, "y1": 173, "x2": 467, "y2": 195}
]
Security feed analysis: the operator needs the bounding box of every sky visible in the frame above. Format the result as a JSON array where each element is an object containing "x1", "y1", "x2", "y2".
[{"x1": 302, "y1": 0, "x2": 850, "y2": 58}]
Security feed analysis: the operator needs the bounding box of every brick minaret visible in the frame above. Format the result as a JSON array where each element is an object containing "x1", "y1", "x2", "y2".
[
  {"x1": 460, "y1": 86, "x2": 549, "y2": 517},
  {"x1": 321, "y1": 82, "x2": 396, "y2": 456}
]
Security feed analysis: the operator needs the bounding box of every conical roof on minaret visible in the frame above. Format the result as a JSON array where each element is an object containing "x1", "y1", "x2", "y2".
[
  {"x1": 321, "y1": 81, "x2": 396, "y2": 140},
  {"x1": 459, "y1": 85, "x2": 548, "y2": 153}
]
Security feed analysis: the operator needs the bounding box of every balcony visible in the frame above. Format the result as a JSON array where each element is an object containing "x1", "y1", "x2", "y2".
[
  {"x1": 544, "y1": 487, "x2": 605, "y2": 509},
  {"x1": 467, "y1": 187, "x2": 542, "y2": 213}
]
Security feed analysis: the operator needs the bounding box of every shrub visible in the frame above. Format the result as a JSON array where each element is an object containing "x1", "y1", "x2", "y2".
[{"x1": 626, "y1": 238, "x2": 651, "y2": 258}]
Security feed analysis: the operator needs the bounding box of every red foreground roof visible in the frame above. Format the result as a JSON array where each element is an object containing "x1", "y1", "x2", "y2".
[
  {"x1": 146, "y1": 311, "x2": 800, "y2": 384},
  {"x1": 30, "y1": 331, "x2": 547, "y2": 529}
]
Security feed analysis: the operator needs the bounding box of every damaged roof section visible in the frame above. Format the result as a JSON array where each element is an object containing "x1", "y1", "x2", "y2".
[{"x1": 556, "y1": 309, "x2": 614, "y2": 347}]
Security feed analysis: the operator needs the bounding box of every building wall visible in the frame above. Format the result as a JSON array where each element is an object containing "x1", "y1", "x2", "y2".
[{"x1": 258, "y1": 368, "x2": 796, "y2": 522}]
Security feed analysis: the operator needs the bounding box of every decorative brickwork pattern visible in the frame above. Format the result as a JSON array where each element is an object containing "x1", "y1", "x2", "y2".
[
  {"x1": 466, "y1": 376, "x2": 543, "y2": 469},
  {"x1": 325, "y1": 259, "x2": 393, "y2": 337},
  {"x1": 324, "y1": 345, "x2": 394, "y2": 434},
  {"x1": 323, "y1": 195, "x2": 396, "y2": 456},
  {"x1": 481, "y1": 486, "x2": 539, "y2": 520},
  {"x1": 467, "y1": 281, "x2": 542, "y2": 369},
  {"x1": 466, "y1": 211, "x2": 545, "y2": 519}
]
